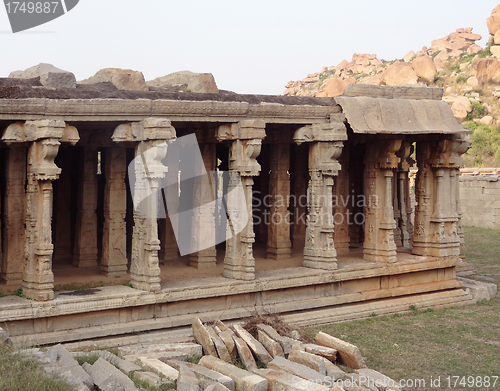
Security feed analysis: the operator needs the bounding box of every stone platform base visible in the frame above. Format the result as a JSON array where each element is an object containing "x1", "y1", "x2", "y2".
[{"x1": 0, "y1": 255, "x2": 475, "y2": 347}]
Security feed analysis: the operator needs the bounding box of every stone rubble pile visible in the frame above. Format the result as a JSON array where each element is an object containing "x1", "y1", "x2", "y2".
[{"x1": 8, "y1": 318, "x2": 406, "y2": 391}]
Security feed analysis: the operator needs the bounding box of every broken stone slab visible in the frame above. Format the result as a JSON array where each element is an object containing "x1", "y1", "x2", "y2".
[
  {"x1": 256, "y1": 324, "x2": 304, "y2": 354},
  {"x1": 303, "y1": 343, "x2": 337, "y2": 361},
  {"x1": 288, "y1": 349, "x2": 326, "y2": 375},
  {"x1": 44, "y1": 362, "x2": 92, "y2": 391},
  {"x1": 258, "y1": 330, "x2": 284, "y2": 358},
  {"x1": 216, "y1": 326, "x2": 237, "y2": 362},
  {"x1": 315, "y1": 332, "x2": 366, "y2": 369},
  {"x1": 354, "y1": 369, "x2": 401, "y2": 391},
  {"x1": 199, "y1": 355, "x2": 268, "y2": 391},
  {"x1": 132, "y1": 371, "x2": 166, "y2": 388},
  {"x1": 458, "y1": 277, "x2": 498, "y2": 302},
  {"x1": 83, "y1": 357, "x2": 139, "y2": 391},
  {"x1": 178, "y1": 364, "x2": 202, "y2": 391},
  {"x1": 267, "y1": 356, "x2": 325, "y2": 383},
  {"x1": 137, "y1": 357, "x2": 179, "y2": 381},
  {"x1": 233, "y1": 324, "x2": 273, "y2": 365},
  {"x1": 9, "y1": 63, "x2": 76, "y2": 88},
  {"x1": 324, "y1": 361, "x2": 347, "y2": 381},
  {"x1": 73, "y1": 350, "x2": 142, "y2": 375},
  {"x1": 118, "y1": 342, "x2": 202, "y2": 357},
  {"x1": 79, "y1": 68, "x2": 148, "y2": 91},
  {"x1": 168, "y1": 359, "x2": 235, "y2": 391},
  {"x1": 192, "y1": 318, "x2": 218, "y2": 357},
  {"x1": 205, "y1": 383, "x2": 232, "y2": 391},
  {"x1": 82, "y1": 363, "x2": 123, "y2": 391},
  {"x1": 233, "y1": 335, "x2": 258, "y2": 371},
  {"x1": 207, "y1": 325, "x2": 232, "y2": 362},
  {"x1": 46, "y1": 344, "x2": 94, "y2": 390},
  {"x1": 254, "y1": 368, "x2": 330, "y2": 391},
  {"x1": 124, "y1": 351, "x2": 189, "y2": 365},
  {"x1": 214, "y1": 320, "x2": 230, "y2": 331},
  {"x1": 344, "y1": 373, "x2": 379, "y2": 391},
  {"x1": 147, "y1": 70, "x2": 219, "y2": 94}
]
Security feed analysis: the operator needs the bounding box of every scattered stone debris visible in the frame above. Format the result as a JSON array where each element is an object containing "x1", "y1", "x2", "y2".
[{"x1": 21, "y1": 316, "x2": 407, "y2": 391}]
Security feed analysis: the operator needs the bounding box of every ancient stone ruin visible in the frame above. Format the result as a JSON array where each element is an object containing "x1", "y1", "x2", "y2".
[{"x1": 0, "y1": 66, "x2": 478, "y2": 346}]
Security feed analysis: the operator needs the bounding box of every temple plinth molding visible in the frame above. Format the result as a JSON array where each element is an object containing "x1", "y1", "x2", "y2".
[
  {"x1": 294, "y1": 120, "x2": 347, "y2": 270},
  {"x1": 412, "y1": 135, "x2": 471, "y2": 258},
  {"x1": 363, "y1": 139, "x2": 402, "y2": 263},
  {"x1": 218, "y1": 120, "x2": 265, "y2": 280}
]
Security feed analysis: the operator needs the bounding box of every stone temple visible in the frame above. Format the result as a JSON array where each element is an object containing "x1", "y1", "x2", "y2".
[{"x1": 0, "y1": 71, "x2": 474, "y2": 346}]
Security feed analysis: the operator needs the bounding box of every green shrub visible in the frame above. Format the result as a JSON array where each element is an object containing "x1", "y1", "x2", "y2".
[{"x1": 464, "y1": 122, "x2": 500, "y2": 165}]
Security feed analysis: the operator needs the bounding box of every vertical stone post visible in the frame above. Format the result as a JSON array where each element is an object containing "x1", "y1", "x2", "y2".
[
  {"x1": 291, "y1": 144, "x2": 308, "y2": 249},
  {"x1": 217, "y1": 120, "x2": 265, "y2": 281},
  {"x1": 101, "y1": 147, "x2": 128, "y2": 277},
  {"x1": 293, "y1": 120, "x2": 347, "y2": 270},
  {"x1": 267, "y1": 140, "x2": 292, "y2": 260},
  {"x1": 412, "y1": 135, "x2": 471, "y2": 257},
  {"x1": 73, "y1": 146, "x2": 99, "y2": 268},
  {"x1": 395, "y1": 141, "x2": 414, "y2": 248},
  {"x1": 363, "y1": 140, "x2": 402, "y2": 263},
  {"x1": 333, "y1": 145, "x2": 350, "y2": 256},
  {"x1": 22, "y1": 120, "x2": 65, "y2": 301},
  {"x1": 190, "y1": 143, "x2": 217, "y2": 268},
  {"x1": 112, "y1": 118, "x2": 175, "y2": 291},
  {"x1": 2, "y1": 147, "x2": 27, "y2": 284}
]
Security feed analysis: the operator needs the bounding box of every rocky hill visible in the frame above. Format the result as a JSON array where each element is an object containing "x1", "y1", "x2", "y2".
[{"x1": 283, "y1": 5, "x2": 500, "y2": 167}]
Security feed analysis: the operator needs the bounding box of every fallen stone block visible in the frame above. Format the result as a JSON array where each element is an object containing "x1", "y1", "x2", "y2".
[
  {"x1": 168, "y1": 359, "x2": 235, "y2": 391},
  {"x1": 216, "y1": 327, "x2": 237, "y2": 362},
  {"x1": 84, "y1": 357, "x2": 139, "y2": 391},
  {"x1": 458, "y1": 277, "x2": 498, "y2": 302},
  {"x1": 207, "y1": 325, "x2": 232, "y2": 362},
  {"x1": 233, "y1": 325, "x2": 273, "y2": 365},
  {"x1": 267, "y1": 356, "x2": 325, "y2": 383},
  {"x1": 324, "y1": 361, "x2": 347, "y2": 381},
  {"x1": 199, "y1": 355, "x2": 268, "y2": 391},
  {"x1": 214, "y1": 320, "x2": 230, "y2": 331},
  {"x1": 118, "y1": 342, "x2": 202, "y2": 357},
  {"x1": 256, "y1": 324, "x2": 304, "y2": 354},
  {"x1": 82, "y1": 363, "x2": 124, "y2": 391},
  {"x1": 178, "y1": 364, "x2": 201, "y2": 391},
  {"x1": 132, "y1": 371, "x2": 165, "y2": 388},
  {"x1": 254, "y1": 368, "x2": 330, "y2": 391},
  {"x1": 233, "y1": 335, "x2": 257, "y2": 371},
  {"x1": 288, "y1": 349, "x2": 326, "y2": 375},
  {"x1": 137, "y1": 357, "x2": 179, "y2": 381},
  {"x1": 192, "y1": 318, "x2": 218, "y2": 357},
  {"x1": 303, "y1": 343, "x2": 337, "y2": 361},
  {"x1": 124, "y1": 351, "x2": 188, "y2": 365},
  {"x1": 73, "y1": 350, "x2": 142, "y2": 375},
  {"x1": 315, "y1": 332, "x2": 366, "y2": 369},
  {"x1": 205, "y1": 383, "x2": 232, "y2": 391},
  {"x1": 258, "y1": 330, "x2": 284, "y2": 358},
  {"x1": 354, "y1": 368, "x2": 401, "y2": 391},
  {"x1": 47, "y1": 344, "x2": 94, "y2": 390}
]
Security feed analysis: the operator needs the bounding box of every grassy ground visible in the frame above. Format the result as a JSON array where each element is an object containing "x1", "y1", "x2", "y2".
[
  {"x1": 0, "y1": 344, "x2": 71, "y2": 391},
  {"x1": 305, "y1": 226, "x2": 500, "y2": 391}
]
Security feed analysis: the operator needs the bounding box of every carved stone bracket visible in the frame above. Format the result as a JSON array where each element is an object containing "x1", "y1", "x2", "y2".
[{"x1": 112, "y1": 117, "x2": 175, "y2": 142}]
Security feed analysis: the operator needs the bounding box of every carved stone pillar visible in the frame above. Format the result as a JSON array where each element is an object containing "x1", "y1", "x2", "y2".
[
  {"x1": 190, "y1": 143, "x2": 217, "y2": 268},
  {"x1": 267, "y1": 140, "x2": 291, "y2": 260},
  {"x1": 22, "y1": 120, "x2": 65, "y2": 301},
  {"x1": 218, "y1": 120, "x2": 265, "y2": 281},
  {"x1": 293, "y1": 120, "x2": 347, "y2": 270},
  {"x1": 2, "y1": 147, "x2": 26, "y2": 284},
  {"x1": 363, "y1": 140, "x2": 402, "y2": 263},
  {"x1": 73, "y1": 146, "x2": 99, "y2": 268},
  {"x1": 412, "y1": 135, "x2": 471, "y2": 257},
  {"x1": 333, "y1": 145, "x2": 350, "y2": 256},
  {"x1": 395, "y1": 142, "x2": 414, "y2": 248},
  {"x1": 101, "y1": 147, "x2": 128, "y2": 277},
  {"x1": 291, "y1": 144, "x2": 308, "y2": 249}
]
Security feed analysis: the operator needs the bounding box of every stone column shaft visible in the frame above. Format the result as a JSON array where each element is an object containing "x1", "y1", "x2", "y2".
[
  {"x1": 333, "y1": 145, "x2": 350, "y2": 256},
  {"x1": 267, "y1": 142, "x2": 292, "y2": 259},
  {"x1": 74, "y1": 147, "x2": 99, "y2": 268},
  {"x1": 101, "y1": 147, "x2": 128, "y2": 277},
  {"x1": 2, "y1": 147, "x2": 26, "y2": 284}
]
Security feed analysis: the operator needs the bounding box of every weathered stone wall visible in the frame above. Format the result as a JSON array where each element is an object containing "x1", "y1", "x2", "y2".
[{"x1": 459, "y1": 175, "x2": 500, "y2": 229}]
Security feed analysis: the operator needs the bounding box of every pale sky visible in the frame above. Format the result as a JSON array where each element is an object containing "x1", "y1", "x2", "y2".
[{"x1": 1, "y1": 0, "x2": 499, "y2": 95}]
